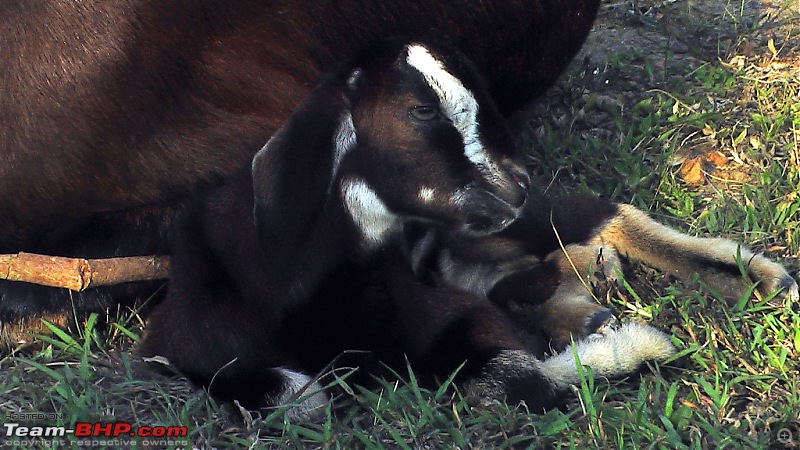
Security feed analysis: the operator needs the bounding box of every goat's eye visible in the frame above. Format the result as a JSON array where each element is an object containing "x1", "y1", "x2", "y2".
[{"x1": 409, "y1": 105, "x2": 441, "y2": 121}]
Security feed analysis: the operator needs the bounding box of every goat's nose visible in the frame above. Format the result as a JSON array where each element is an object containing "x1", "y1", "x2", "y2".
[
  {"x1": 507, "y1": 163, "x2": 531, "y2": 192},
  {"x1": 500, "y1": 161, "x2": 530, "y2": 207}
]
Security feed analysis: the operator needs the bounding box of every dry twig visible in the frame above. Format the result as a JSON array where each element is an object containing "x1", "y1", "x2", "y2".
[{"x1": 0, "y1": 252, "x2": 170, "y2": 291}]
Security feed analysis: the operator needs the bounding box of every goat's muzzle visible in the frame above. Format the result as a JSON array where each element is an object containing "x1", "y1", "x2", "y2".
[
  {"x1": 496, "y1": 161, "x2": 530, "y2": 208},
  {"x1": 457, "y1": 162, "x2": 530, "y2": 235}
]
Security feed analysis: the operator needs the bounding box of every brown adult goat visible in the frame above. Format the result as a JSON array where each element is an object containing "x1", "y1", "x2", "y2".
[
  {"x1": 0, "y1": 0, "x2": 599, "y2": 336},
  {"x1": 0, "y1": 0, "x2": 598, "y2": 249}
]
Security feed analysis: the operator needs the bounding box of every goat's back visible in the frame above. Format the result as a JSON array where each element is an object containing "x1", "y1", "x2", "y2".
[{"x1": 0, "y1": 0, "x2": 599, "y2": 249}]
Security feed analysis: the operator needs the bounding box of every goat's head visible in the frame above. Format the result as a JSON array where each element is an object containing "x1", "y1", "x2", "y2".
[{"x1": 252, "y1": 41, "x2": 530, "y2": 251}]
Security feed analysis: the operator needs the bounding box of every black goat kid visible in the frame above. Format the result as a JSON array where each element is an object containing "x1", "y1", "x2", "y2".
[
  {"x1": 141, "y1": 41, "x2": 797, "y2": 417},
  {"x1": 140, "y1": 41, "x2": 673, "y2": 416}
]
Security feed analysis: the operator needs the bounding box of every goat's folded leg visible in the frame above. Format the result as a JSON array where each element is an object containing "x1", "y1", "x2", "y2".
[
  {"x1": 486, "y1": 243, "x2": 621, "y2": 350},
  {"x1": 369, "y1": 262, "x2": 671, "y2": 411}
]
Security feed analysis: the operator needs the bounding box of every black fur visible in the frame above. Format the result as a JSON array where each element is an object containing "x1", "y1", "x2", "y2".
[
  {"x1": 0, "y1": 0, "x2": 601, "y2": 341},
  {"x1": 137, "y1": 42, "x2": 696, "y2": 414},
  {"x1": 141, "y1": 42, "x2": 564, "y2": 411}
]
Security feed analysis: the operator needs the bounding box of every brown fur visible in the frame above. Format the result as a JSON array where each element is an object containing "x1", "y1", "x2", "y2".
[
  {"x1": 435, "y1": 193, "x2": 797, "y2": 350},
  {"x1": 0, "y1": 0, "x2": 599, "y2": 251},
  {"x1": 1, "y1": 0, "x2": 601, "y2": 346}
]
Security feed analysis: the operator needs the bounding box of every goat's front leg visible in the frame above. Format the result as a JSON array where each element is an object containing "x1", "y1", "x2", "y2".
[
  {"x1": 373, "y1": 256, "x2": 672, "y2": 411},
  {"x1": 532, "y1": 243, "x2": 621, "y2": 349},
  {"x1": 362, "y1": 258, "x2": 562, "y2": 409},
  {"x1": 379, "y1": 265, "x2": 672, "y2": 410},
  {"x1": 434, "y1": 235, "x2": 621, "y2": 350},
  {"x1": 479, "y1": 243, "x2": 621, "y2": 350}
]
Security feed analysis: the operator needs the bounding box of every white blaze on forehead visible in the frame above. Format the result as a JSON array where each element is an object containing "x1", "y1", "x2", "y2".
[
  {"x1": 405, "y1": 44, "x2": 489, "y2": 168},
  {"x1": 342, "y1": 179, "x2": 398, "y2": 247}
]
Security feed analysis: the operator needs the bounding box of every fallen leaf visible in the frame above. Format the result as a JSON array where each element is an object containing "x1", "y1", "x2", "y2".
[
  {"x1": 679, "y1": 157, "x2": 705, "y2": 185},
  {"x1": 727, "y1": 55, "x2": 746, "y2": 69},
  {"x1": 705, "y1": 151, "x2": 727, "y2": 167}
]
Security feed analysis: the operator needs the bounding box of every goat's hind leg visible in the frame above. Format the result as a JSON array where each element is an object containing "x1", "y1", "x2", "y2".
[
  {"x1": 533, "y1": 243, "x2": 623, "y2": 349},
  {"x1": 376, "y1": 263, "x2": 673, "y2": 411},
  {"x1": 383, "y1": 274, "x2": 674, "y2": 412},
  {"x1": 480, "y1": 195, "x2": 626, "y2": 348},
  {"x1": 598, "y1": 204, "x2": 798, "y2": 302},
  {"x1": 483, "y1": 242, "x2": 622, "y2": 350}
]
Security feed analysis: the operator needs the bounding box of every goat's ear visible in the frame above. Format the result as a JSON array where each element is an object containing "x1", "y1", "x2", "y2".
[{"x1": 251, "y1": 81, "x2": 345, "y2": 256}]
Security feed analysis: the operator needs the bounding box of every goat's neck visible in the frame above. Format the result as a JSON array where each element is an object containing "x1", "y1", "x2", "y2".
[{"x1": 258, "y1": 186, "x2": 391, "y2": 301}]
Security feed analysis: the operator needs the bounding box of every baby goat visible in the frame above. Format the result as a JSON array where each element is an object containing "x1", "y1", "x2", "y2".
[{"x1": 141, "y1": 41, "x2": 797, "y2": 417}]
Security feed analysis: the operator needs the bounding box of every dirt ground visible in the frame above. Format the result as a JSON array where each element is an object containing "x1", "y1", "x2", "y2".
[{"x1": 521, "y1": 0, "x2": 800, "y2": 196}]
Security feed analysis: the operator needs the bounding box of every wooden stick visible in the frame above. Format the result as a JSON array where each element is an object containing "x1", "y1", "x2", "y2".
[{"x1": 0, "y1": 252, "x2": 170, "y2": 291}]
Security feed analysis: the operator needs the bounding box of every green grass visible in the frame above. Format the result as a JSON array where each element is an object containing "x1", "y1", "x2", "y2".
[{"x1": 2, "y1": 0, "x2": 799, "y2": 448}]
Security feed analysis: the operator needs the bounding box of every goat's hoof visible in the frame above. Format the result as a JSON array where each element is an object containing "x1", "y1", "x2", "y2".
[
  {"x1": 776, "y1": 274, "x2": 799, "y2": 303},
  {"x1": 585, "y1": 308, "x2": 619, "y2": 339}
]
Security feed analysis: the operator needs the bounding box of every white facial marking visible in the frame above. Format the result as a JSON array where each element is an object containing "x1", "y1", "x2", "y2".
[
  {"x1": 342, "y1": 179, "x2": 398, "y2": 247},
  {"x1": 418, "y1": 186, "x2": 436, "y2": 203},
  {"x1": 406, "y1": 45, "x2": 489, "y2": 168},
  {"x1": 331, "y1": 111, "x2": 357, "y2": 184}
]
